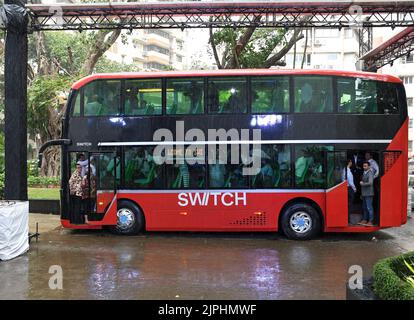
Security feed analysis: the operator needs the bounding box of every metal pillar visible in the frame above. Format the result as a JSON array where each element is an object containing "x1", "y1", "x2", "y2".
[
  {"x1": 4, "y1": 0, "x2": 28, "y2": 200},
  {"x1": 358, "y1": 25, "x2": 373, "y2": 71}
]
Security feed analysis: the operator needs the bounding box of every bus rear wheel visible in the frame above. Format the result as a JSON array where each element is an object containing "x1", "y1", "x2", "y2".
[
  {"x1": 280, "y1": 203, "x2": 321, "y2": 240},
  {"x1": 110, "y1": 200, "x2": 144, "y2": 235}
]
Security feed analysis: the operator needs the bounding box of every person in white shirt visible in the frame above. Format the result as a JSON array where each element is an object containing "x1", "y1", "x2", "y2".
[
  {"x1": 365, "y1": 152, "x2": 379, "y2": 179},
  {"x1": 77, "y1": 154, "x2": 96, "y2": 177},
  {"x1": 342, "y1": 159, "x2": 356, "y2": 222}
]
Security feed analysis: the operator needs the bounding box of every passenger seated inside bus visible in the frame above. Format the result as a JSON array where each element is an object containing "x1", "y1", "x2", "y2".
[
  {"x1": 100, "y1": 88, "x2": 120, "y2": 115},
  {"x1": 299, "y1": 84, "x2": 328, "y2": 113},
  {"x1": 225, "y1": 93, "x2": 242, "y2": 113},
  {"x1": 171, "y1": 164, "x2": 190, "y2": 188},
  {"x1": 252, "y1": 153, "x2": 274, "y2": 188},
  {"x1": 84, "y1": 93, "x2": 103, "y2": 116},
  {"x1": 295, "y1": 76, "x2": 332, "y2": 113},
  {"x1": 209, "y1": 163, "x2": 226, "y2": 188}
]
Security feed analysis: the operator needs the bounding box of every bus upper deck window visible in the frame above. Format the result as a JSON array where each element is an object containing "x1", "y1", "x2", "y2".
[
  {"x1": 378, "y1": 82, "x2": 400, "y2": 114},
  {"x1": 83, "y1": 80, "x2": 121, "y2": 116},
  {"x1": 166, "y1": 78, "x2": 204, "y2": 115},
  {"x1": 208, "y1": 77, "x2": 247, "y2": 114},
  {"x1": 72, "y1": 91, "x2": 81, "y2": 116},
  {"x1": 337, "y1": 77, "x2": 381, "y2": 114},
  {"x1": 294, "y1": 76, "x2": 333, "y2": 113},
  {"x1": 251, "y1": 77, "x2": 289, "y2": 114},
  {"x1": 124, "y1": 79, "x2": 162, "y2": 116}
]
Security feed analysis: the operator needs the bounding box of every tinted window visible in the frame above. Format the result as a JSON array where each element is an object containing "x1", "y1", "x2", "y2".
[
  {"x1": 124, "y1": 79, "x2": 162, "y2": 115},
  {"x1": 166, "y1": 78, "x2": 204, "y2": 114},
  {"x1": 208, "y1": 77, "x2": 247, "y2": 114},
  {"x1": 378, "y1": 82, "x2": 400, "y2": 114},
  {"x1": 250, "y1": 145, "x2": 291, "y2": 188},
  {"x1": 166, "y1": 146, "x2": 205, "y2": 189},
  {"x1": 208, "y1": 145, "x2": 249, "y2": 188},
  {"x1": 327, "y1": 151, "x2": 346, "y2": 188},
  {"x1": 124, "y1": 147, "x2": 163, "y2": 189},
  {"x1": 295, "y1": 145, "x2": 332, "y2": 188},
  {"x1": 251, "y1": 77, "x2": 290, "y2": 113},
  {"x1": 83, "y1": 80, "x2": 121, "y2": 116},
  {"x1": 72, "y1": 91, "x2": 81, "y2": 116},
  {"x1": 294, "y1": 76, "x2": 333, "y2": 113},
  {"x1": 96, "y1": 153, "x2": 120, "y2": 190},
  {"x1": 337, "y1": 77, "x2": 378, "y2": 113}
]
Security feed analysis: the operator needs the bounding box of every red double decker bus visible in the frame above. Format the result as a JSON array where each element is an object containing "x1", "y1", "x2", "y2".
[{"x1": 39, "y1": 69, "x2": 408, "y2": 239}]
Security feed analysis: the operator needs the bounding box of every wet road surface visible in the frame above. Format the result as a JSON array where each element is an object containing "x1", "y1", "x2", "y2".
[{"x1": 1, "y1": 214, "x2": 413, "y2": 300}]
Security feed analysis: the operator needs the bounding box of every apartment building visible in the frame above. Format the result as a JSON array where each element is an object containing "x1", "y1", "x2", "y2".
[
  {"x1": 381, "y1": 53, "x2": 414, "y2": 156},
  {"x1": 284, "y1": 28, "x2": 360, "y2": 70},
  {"x1": 106, "y1": 29, "x2": 187, "y2": 71},
  {"x1": 284, "y1": 27, "x2": 414, "y2": 156},
  {"x1": 375, "y1": 29, "x2": 414, "y2": 157}
]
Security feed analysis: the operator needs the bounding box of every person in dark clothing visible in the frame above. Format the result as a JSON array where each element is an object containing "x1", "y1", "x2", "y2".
[
  {"x1": 349, "y1": 151, "x2": 364, "y2": 201},
  {"x1": 68, "y1": 162, "x2": 85, "y2": 224},
  {"x1": 359, "y1": 161, "x2": 375, "y2": 226}
]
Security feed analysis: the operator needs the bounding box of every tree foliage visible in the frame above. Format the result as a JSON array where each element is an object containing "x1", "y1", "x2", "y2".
[
  {"x1": 26, "y1": 29, "x2": 138, "y2": 176},
  {"x1": 28, "y1": 75, "x2": 73, "y2": 176},
  {"x1": 1, "y1": 1, "x2": 142, "y2": 183},
  {"x1": 210, "y1": 23, "x2": 305, "y2": 69}
]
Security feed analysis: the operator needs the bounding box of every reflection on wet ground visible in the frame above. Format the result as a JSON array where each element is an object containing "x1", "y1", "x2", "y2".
[{"x1": 1, "y1": 216, "x2": 413, "y2": 300}]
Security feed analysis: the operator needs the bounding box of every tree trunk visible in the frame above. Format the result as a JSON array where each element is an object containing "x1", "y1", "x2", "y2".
[
  {"x1": 301, "y1": 29, "x2": 309, "y2": 69},
  {"x1": 263, "y1": 29, "x2": 304, "y2": 68},
  {"x1": 293, "y1": 29, "x2": 297, "y2": 69},
  {"x1": 80, "y1": 28, "x2": 123, "y2": 75},
  {"x1": 209, "y1": 27, "x2": 222, "y2": 69}
]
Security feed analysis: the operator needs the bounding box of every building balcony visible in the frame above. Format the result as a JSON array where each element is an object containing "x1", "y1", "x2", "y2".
[
  {"x1": 145, "y1": 50, "x2": 170, "y2": 65},
  {"x1": 145, "y1": 34, "x2": 170, "y2": 48}
]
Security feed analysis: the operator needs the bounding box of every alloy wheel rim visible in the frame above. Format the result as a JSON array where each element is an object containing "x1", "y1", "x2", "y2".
[
  {"x1": 289, "y1": 211, "x2": 312, "y2": 234},
  {"x1": 116, "y1": 208, "x2": 135, "y2": 230}
]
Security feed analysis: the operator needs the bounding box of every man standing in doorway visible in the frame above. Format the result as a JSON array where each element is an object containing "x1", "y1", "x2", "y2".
[
  {"x1": 359, "y1": 161, "x2": 375, "y2": 226},
  {"x1": 365, "y1": 152, "x2": 379, "y2": 179},
  {"x1": 342, "y1": 159, "x2": 357, "y2": 223},
  {"x1": 365, "y1": 152, "x2": 379, "y2": 212}
]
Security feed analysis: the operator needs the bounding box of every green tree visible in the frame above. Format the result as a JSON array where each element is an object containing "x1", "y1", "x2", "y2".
[
  {"x1": 28, "y1": 75, "x2": 73, "y2": 176},
  {"x1": 209, "y1": 22, "x2": 306, "y2": 69},
  {"x1": 27, "y1": 30, "x2": 138, "y2": 176}
]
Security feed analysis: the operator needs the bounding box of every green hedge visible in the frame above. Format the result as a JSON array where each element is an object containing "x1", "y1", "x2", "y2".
[
  {"x1": 373, "y1": 251, "x2": 414, "y2": 300},
  {"x1": 28, "y1": 175, "x2": 60, "y2": 187}
]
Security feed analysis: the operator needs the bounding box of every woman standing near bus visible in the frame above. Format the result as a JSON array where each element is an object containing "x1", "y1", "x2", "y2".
[{"x1": 69, "y1": 162, "x2": 84, "y2": 224}]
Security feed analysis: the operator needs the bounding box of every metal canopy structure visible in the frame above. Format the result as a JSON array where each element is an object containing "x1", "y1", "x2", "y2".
[
  {"x1": 361, "y1": 26, "x2": 414, "y2": 71},
  {"x1": 1, "y1": 0, "x2": 414, "y2": 200},
  {"x1": 25, "y1": 1, "x2": 414, "y2": 31}
]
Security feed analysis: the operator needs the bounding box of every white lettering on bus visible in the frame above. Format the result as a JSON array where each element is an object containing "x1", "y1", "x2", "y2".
[
  {"x1": 222, "y1": 192, "x2": 233, "y2": 206},
  {"x1": 178, "y1": 192, "x2": 247, "y2": 207},
  {"x1": 177, "y1": 193, "x2": 188, "y2": 206},
  {"x1": 211, "y1": 192, "x2": 221, "y2": 206},
  {"x1": 235, "y1": 192, "x2": 247, "y2": 206}
]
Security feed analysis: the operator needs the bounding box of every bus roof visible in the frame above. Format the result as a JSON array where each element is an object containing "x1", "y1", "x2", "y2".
[{"x1": 72, "y1": 69, "x2": 402, "y2": 89}]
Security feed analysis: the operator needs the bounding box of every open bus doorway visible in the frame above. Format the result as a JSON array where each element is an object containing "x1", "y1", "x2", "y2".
[
  {"x1": 346, "y1": 150, "x2": 380, "y2": 226},
  {"x1": 67, "y1": 152, "x2": 118, "y2": 225}
]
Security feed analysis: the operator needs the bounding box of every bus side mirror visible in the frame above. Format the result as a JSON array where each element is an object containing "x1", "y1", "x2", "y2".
[{"x1": 37, "y1": 139, "x2": 71, "y2": 168}]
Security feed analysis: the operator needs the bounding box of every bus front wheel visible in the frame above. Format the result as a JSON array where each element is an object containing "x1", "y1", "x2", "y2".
[
  {"x1": 110, "y1": 200, "x2": 145, "y2": 235},
  {"x1": 280, "y1": 203, "x2": 321, "y2": 240}
]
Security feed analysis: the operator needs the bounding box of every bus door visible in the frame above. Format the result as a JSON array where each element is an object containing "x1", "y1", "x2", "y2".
[
  {"x1": 325, "y1": 151, "x2": 348, "y2": 227},
  {"x1": 91, "y1": 152, "x2": 120, "y2": 215},
  {"x1": 380, "y1": 151, "x2": 404, "y2": 227}
]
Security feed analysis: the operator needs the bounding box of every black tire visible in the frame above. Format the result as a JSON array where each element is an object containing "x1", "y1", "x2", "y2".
[
  {"x1": 280, "y1": 203, "x2": 321, "y2": 240},
  {"x1": 110, "y1": 200, "x2": 145, "y2": 235}
]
